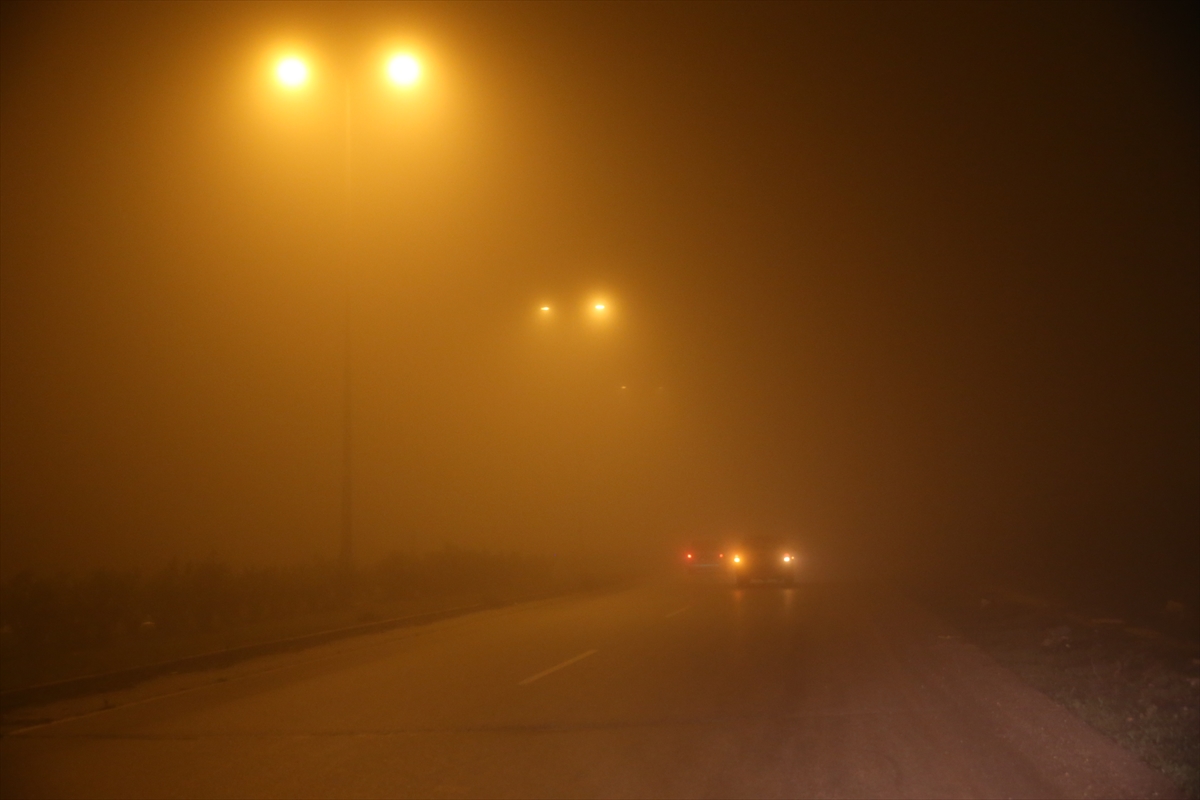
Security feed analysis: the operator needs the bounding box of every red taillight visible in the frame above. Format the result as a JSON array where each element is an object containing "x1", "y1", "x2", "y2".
[{"x1": 719, "y1": 553, "x2": 724, "y2": 558}]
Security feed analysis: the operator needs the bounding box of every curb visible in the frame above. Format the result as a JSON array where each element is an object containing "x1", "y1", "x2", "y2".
[{"x1": 0, "y1": 602, "x2": 490, "y2": 713}]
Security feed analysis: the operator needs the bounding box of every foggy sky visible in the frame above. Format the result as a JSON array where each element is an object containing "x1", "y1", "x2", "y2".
[{"x1": 2, "y1": 2, "x2": 1197, "y2": 589}]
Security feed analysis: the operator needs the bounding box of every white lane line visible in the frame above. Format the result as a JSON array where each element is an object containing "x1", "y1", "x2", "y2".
[
  {"x1": 518, "y1": 649, "x2": 598, "y2": 686},
  {"x1": 664, "y1": 605, "x2": 691, "y2": 618}
]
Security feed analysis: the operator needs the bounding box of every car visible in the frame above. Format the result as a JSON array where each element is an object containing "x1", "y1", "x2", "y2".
[
  {"x1": 683, "y1": 538, "x2": 726, "y2": 574},
  {"x1": 729, "y1": 535, "x2": 799, "y2": 586}
]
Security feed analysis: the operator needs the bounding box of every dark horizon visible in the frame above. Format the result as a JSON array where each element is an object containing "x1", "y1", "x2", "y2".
[{"x1": 2, "y1": 1, "x2": 1197, "y2": 601}]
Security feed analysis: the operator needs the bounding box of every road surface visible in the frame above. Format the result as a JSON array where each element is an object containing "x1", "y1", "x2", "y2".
[{"x1": 0, "y1": 579, "x2": 1180, "y2": 798}]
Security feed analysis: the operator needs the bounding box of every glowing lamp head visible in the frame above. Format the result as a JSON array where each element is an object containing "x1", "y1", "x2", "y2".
[
  {"x1": 540, "y1": 306, "x2": 550, "y2": 312},
  {"x1": 686, "y1": 553, "x2": 693, "y2": 559},
  {"x1": 782, "y1": 555, "x2": 791, "y2": 562},
  {"x1": 276, "y1": 57, "x2": 309, "y2": 88},
  {"x1": 732, "y1": 555, "x2": 741, "y2": 563},
  {"x1": 387, "y1": 54, "x2": 421, "y2": 87},
  {"x1": 594, "y1": 303, "x2": 606, "y2": 311}
]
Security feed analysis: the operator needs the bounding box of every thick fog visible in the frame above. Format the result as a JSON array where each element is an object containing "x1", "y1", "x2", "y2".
[{"x1": 2, "y1": 3, "x2": 1196, "y2": 595}]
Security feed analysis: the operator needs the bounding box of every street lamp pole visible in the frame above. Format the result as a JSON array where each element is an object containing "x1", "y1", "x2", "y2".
[
  {"x1": 273, "y1": 51, "x2": 421, "y2": 571},
  {"x1": 340, "y1": 77, "x2": 355, "y2": 570}
]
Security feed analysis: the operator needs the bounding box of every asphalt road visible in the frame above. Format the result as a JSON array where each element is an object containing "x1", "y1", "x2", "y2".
[{"x1": 0, "y1": 578, "x2": 1181, "y2": 798}]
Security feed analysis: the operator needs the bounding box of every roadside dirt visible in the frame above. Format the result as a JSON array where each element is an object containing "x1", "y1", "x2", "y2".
[{"x1": 923, "y1": 586, "x2": 1200, "y2": 797}]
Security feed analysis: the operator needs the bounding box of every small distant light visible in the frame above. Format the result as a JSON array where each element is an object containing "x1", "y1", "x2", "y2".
[
  {"x1": 733, "y1": 555, "x2": 741, "y2": 563},
  {"x1": 540, "y1": 306, "x2": 550, "y2": 312},
  {"x1": 719, "y1": 553, "x2": 724, "y2": 558},
  {"x1": 594, "y1": 304, "x2": 605, "y2": 311},
  {"x1": 686, "y1": 553, "x2": 693, "y2": 559},
  {"x1": 783, "y1": 555, "x2": 791, "y2": 562},
  {"x1": 620, "y1": 385, "x2": 627, "y2": 389}
]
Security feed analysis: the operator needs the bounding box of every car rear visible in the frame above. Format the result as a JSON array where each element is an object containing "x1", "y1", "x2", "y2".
[
  {"x1": 729, "y1": 537, "x2": 799, "y2": 586},
  {"x1": 683, "y1": 540, "x2": 726, "y2": 574}
]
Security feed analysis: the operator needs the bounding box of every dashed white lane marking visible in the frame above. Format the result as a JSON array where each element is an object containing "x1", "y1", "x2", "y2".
[
  {"x1": 664, "y1": 605, "x2": 691, "y2": 618},
  {"x1": 518, "y1": 650, "x2": 598, "y2": 686}
]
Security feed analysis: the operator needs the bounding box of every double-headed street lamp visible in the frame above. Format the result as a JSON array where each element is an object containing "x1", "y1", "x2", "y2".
[
  {"x1": 272, "y1": 48, "x2": 422, "y2": 569},
  {"x1": 537, "y1": 300, "x2": 612, "y2": 318},
  {"x1": 276, "y1": 53, "x2": 421, "y2": 91}
]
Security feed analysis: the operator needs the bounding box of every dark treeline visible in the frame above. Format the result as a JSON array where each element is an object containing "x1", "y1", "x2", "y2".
[{"x1": 0, "y1": 549, "x2": 587, "y2": 655}]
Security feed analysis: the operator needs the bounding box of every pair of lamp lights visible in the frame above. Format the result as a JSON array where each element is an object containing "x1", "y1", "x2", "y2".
[
  {"x1": 541, "y1": 304, "x2": 607, "y2": 313},
  {"x1": 276, "y1": 54, "x2": 421, "y2": 89}
]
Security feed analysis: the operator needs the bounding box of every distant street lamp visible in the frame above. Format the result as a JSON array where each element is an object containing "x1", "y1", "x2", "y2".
[{"x1": 272, "y1": 50, "x2": 423, "y2": 569}]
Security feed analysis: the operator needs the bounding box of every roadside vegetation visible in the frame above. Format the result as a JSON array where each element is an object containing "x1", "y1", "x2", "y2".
[
  {"x1": 0, "y1": 549, "x2": 612, "y2": 694},
  {"x1": 925, "y1": 585, "x2": 1200, "y2": 798}
]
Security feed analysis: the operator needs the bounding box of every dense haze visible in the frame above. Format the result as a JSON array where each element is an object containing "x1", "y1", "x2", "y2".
[{"x1": 2, "y1": 3, "x2": 1196, "y2": 596}]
